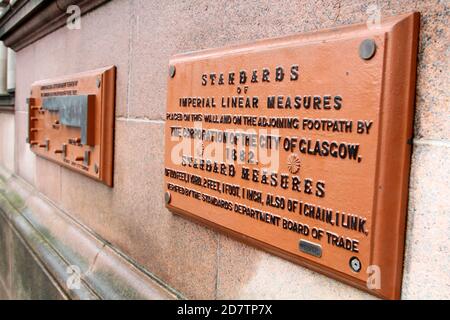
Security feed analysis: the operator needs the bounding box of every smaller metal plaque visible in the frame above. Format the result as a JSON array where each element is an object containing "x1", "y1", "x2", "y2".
[{"x1": 28, "y1": 66, "x2": 116, "y2": 186}]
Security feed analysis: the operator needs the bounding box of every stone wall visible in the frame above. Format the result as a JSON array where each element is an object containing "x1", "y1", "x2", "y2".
[
  {"x1": 0, "y1": 112, "x2": 14, "y2": 173},
  {"x1": 1, "y1": 0, "x2": 449, "y2": 299}
]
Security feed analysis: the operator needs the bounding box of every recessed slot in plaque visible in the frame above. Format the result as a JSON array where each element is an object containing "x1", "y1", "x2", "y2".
[{"x1": 299, "y1": 240, "x2": 322, "y2": 258}]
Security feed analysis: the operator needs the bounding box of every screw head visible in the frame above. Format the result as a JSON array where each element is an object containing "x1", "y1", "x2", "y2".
[
  {"x1": 359, "y1": 39, "x2": 376, "y2": 60},
  {"x1": 164, "y1": 191, "x2": 171, "y2": 205},
  {"x1": 169, "y1": 65, "x2": 176, "y2": 78},
  {"x1": 349, "y1": 256, "x2": 362, "y2": 272}
]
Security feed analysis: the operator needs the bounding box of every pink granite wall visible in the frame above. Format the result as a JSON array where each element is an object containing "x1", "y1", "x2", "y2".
[
  {"x1": 0, "y1": 112, "x2": 14, "y2": 172},
  {"x1": 9, "y1": 0, "x2": 450, "y2": 299}
]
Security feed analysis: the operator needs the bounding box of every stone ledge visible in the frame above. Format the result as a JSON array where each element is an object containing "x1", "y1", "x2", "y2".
[
  {"x1": 0, "y1": 165, "x2": 180, "y2": 300},
  {"x1": 0, "y1": 0, "x2": 111, "y2": 51}
]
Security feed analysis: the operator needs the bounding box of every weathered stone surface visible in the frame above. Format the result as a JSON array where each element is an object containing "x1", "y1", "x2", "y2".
[
  {"x1": 216, "y1": 234, "x2": 376, "y2": 299},
  {"x1": 11, "y1": 229, "x2": 65, "y2": 300},
  {"x1": 0, "y1": 280, "x2": 9, "y2": 300},
  {"x1": 402, "y1": 142, "x2": 450, "y2": 299},
  {"x1": 83, "y1": 245, "x2": 177, "y2": 300},
  {"x1": 14, "y1": 112, "x2": 35, "y2": 186},
  {"x1": 0, "y1": 113, "x2": 15, "y2": 172},
  {"x1": 16, "y1": 0, "x2": 131, "y2": 117},
  {"x1": 60, "y1": 120, "x2": 218, "y2": 299},
  {"x1": 14, "y1": 45, "x2": 35, "y2": 113},
  {"x1": 0, "y1": 213, "x2": 11, "y2": 295},
  {"x1": 0, "y1": 171, "x2": 177, "y2": 300},
  {"x1": 35, "y1": 157, "x2": 61, "y2": 204}
]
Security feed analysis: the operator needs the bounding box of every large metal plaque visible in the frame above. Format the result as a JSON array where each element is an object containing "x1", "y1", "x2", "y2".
[
  {"x1": 28, "y1": 66, "x2": 116, "y2": 186},
  {"x1": 164, "y1": 13, "x2": 419, "y2": 299}
]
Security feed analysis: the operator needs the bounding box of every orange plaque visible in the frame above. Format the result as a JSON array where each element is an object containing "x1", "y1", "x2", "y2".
[
  {"x1": 164, "y1": 13, "x2": 419, "y2": 299},
  {"x1": 28, "y1": 66, "x2": 116, "y2": 187}
]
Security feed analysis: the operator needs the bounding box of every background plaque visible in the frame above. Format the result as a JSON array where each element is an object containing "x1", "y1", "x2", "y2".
[
  {"x1": 164, "y1": 13, "x2": 419, "y2": 299},
  {"x1": 28, "y1": 66, "x2": 116, "y2": 186}
]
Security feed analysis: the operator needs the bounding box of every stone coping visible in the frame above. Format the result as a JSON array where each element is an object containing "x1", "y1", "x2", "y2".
[{"x1": 0, "y1": 165, "x2": 179, "y2": 300}]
